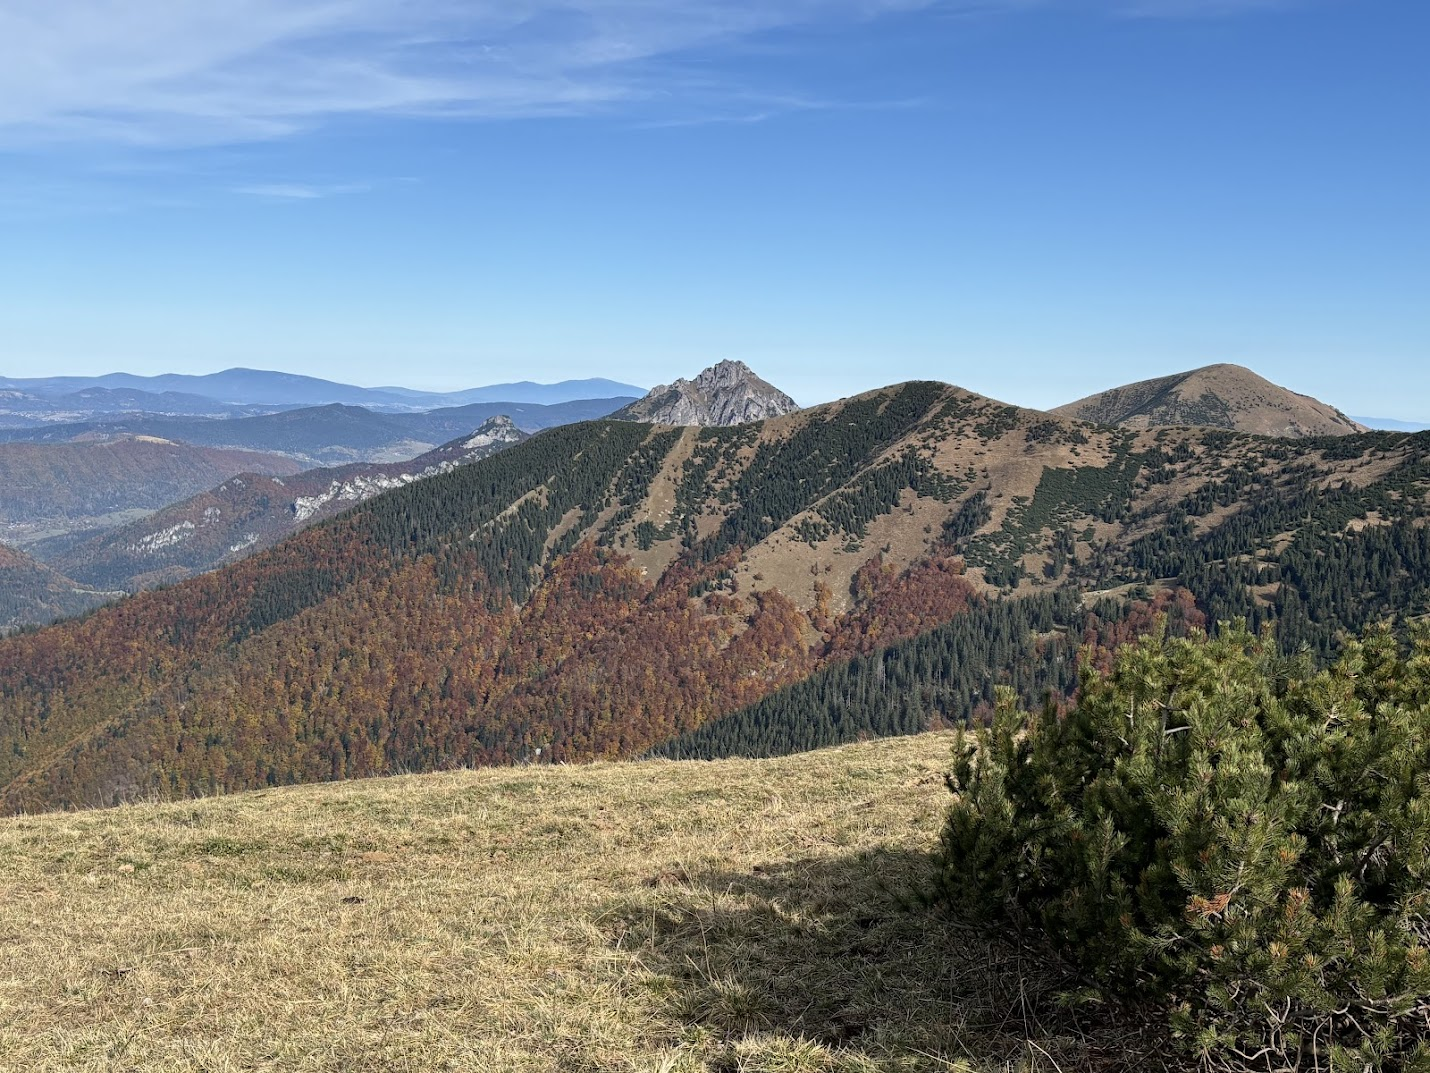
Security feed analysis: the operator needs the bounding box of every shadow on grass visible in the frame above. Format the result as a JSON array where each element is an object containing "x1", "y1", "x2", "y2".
[{"x1": 614, "y1": 847, "x2": 1167, "y2": 1072}]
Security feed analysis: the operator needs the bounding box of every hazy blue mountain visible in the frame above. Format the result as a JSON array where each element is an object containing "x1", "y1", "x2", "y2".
[
  {"x1": 1, "y1": 387, "x2": 276, "y2": 427},
  {"x1": 409, "y1": 379, "x2": 646, "y2": 406},
  {"x1": 0, "y1": 368, "x2": 645, "y2": 411},
  {"x1": 0, "y1": 369, "x2": 415, "y2": 408},
  {"x1": 0, "y1": 396, "x2": 639, "y2": 467},
  {"x1": 1352, "y1": 415, "x2": 1430, "y2": 432},
  {"x1": 53, "y1": 387, "x2": 288, "y2": 415}
]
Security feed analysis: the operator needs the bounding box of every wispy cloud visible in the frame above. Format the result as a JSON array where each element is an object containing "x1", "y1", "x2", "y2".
[
  {"x1": 233, "y1": 181, "x2": 375, "y2": 200},
  {"x1": 0, "y1": 0, "x2": 1316, "y2": 151},
  {"x1": 1118, "y1": 0, "x2": 1302, "y2": 16},
  {"x1": 0, "y1": 1, "x2": 939, "y2": 150}
]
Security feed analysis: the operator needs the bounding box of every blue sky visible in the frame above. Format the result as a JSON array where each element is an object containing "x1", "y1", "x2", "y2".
[{"x1": 0, "y1": 0, "x2": 1425, "y2": 417}]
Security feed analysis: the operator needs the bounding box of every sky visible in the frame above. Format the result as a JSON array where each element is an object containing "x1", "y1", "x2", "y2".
[{"x1": 0, "y1": 0, "x2": 1425, "y2": 418}]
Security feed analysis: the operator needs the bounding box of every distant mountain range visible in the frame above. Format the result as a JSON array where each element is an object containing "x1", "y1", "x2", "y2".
[
  {"x1": 0, "y1": 397, "x2": 637, "y2": 467},
  {"x1": 1353, "y1": 415, "x2": 1430, "y2": 433},
  {"x1": 1051, "y1": 363, "x2": 1365, "y2": 438},
  {"x1": 0, "y1": 386, "x2": 287, "y2": 424},
  {"x1": 0, "y1": 368, "x2": 645, "y2": 419},
  {"x1": 0, "y1": 356, "x2": 1420, "y2": 639},
  {"x1": 4, "y1": 369, "x2": 1430, "y2": 812}
]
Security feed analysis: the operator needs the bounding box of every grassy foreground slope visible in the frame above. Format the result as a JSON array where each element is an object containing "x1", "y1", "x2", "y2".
[{"x1": 0, "y1": 734, "x2": 1153, "y2": 1073}]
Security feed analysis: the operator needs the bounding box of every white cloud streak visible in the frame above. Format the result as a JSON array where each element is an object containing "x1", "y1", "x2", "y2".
[
  {"x1": 0, "y1": 0, "x2": 1315, "y2": 150},
  {"x1": 0, "y1": 1, "x2": 937, "y2": 148},
  {"x1": 232, "y1": 182, "x2": 372, "y2": 199},
  {"x1": 1118, "y1": 0, "x2": 1300, "y2": 16}
]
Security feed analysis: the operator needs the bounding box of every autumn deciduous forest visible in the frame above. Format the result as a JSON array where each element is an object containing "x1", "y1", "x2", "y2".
[{"x1": 2, "y1": 383, "x2": 1428, "y2": 812}]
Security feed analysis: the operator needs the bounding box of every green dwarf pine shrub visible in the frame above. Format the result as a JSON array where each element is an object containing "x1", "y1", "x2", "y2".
[{"x1": 938, "y1": 622, "x2": 1430, "y2": 1071}]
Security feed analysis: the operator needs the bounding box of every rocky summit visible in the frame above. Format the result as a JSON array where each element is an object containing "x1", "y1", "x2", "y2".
[{"x1": 614, "y1": 360, "x2": 799, "y2": 426}]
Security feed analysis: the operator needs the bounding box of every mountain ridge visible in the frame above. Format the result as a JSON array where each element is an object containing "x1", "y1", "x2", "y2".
[
  {"x1": 0, "y1": 368, "x2": 645, "y2": 413},
  {"x1": 47, "y1": 416, "x2": 529, "y2": 593},
  {"x1": 0, "y1": 377, "x2": 1426, "y2": 812},
  {"x1": 1052, "y1": 363, "x2": 1366, "y2": 437}
]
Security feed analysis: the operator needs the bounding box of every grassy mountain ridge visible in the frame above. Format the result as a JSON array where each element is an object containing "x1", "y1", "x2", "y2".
[
  {"x1": 1, "y1": 381, "x2": 1428, "y2": 812},
  {"x1": 1052, "y1": 362, "x2": 1365, "y2": 437}
]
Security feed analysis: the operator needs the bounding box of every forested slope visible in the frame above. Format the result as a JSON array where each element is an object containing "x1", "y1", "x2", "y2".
[
  {"x1": 0, "y1": 439, "x2": 302, "y2": 545},
  {"x1": 1, "y1": 381, "x2": 1427, "y2": 812},
  {"x1": 0, "y1": 544, "x2": 116, "y2": 632},
  {"x1": 45, "y1": 417, "x2": 527, "y2": 592}
]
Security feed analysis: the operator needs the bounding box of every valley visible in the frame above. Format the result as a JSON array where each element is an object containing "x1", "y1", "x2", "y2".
[{"x1": 6, "y1": 14, "x2": 1421, "y2": 1068}]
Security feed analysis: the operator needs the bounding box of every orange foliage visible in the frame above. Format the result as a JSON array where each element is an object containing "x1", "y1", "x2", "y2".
[{"x1": 827, "y1": 553, "x2": 979, "y2": 659}]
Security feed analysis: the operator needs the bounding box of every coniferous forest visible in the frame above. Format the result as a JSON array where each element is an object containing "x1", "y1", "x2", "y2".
[{"x1": 1, "y1": 383, "x2": 1428, "y2": 812}]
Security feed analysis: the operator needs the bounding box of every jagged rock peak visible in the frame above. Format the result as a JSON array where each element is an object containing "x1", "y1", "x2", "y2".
[
  {"x1": 613, "y1": 360, "x2": 800, "y2": 427},
  {"x1": 461, "y1": 415, "x2": 525, "y2": 450}
]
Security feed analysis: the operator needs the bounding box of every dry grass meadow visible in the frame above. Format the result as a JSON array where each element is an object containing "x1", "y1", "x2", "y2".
[{"x1": 0, "y1": 734, "x2": 1161, "y2": 1072}]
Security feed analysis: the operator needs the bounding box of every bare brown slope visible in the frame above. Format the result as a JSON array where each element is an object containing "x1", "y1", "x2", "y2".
[{"x1": 1052, "y1": 363, "x2": 1366, "y2": 437}]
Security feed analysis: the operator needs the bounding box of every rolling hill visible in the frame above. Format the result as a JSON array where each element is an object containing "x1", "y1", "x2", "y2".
[
  {"x1": 49, "y1": 417, "x2": 528, "y2": 592},
  {"x1": 0, "y1": 543, "x2": 117, "y2": 632},
  {"x1": 1053, "y1": 363, "x2": 1366, "y2": 437},
  {"x1": 0, "y1": 439, "x2": 303, "y2": 548},
  {"x1": 0, "y1": 379, "x2": 1426, "y2": 813},
  {"x1": 0, "y1": 397, "x2": 638, "y2": 466}
]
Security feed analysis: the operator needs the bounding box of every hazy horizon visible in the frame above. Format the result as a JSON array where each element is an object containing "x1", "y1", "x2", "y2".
[
  {"x1": 6, "y1": 358, "x2": 1428, "y2": 426},
  {"x1": 2, "y1": 0, "x2": 1425, "y2": 419}
]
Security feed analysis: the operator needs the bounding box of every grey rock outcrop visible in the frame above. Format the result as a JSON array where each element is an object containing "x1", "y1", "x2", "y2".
[{"x1": 613, "y1": 361, "x2": 799, "y2": 426}]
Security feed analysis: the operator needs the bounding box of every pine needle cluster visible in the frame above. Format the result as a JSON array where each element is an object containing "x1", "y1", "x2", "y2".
[{"x1": 939, "y1": 622, "x2": 1430, "y2": 1071}]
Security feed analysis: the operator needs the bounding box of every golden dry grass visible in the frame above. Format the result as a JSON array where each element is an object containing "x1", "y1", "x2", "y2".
[{"x1": 0, "y1": 734, "x2": 1154, "y2": 1072}]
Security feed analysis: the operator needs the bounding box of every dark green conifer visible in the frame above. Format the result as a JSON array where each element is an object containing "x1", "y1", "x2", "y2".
[{"x1": 938, "y1": 622, "x2": 1430, "y2": 1071}]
